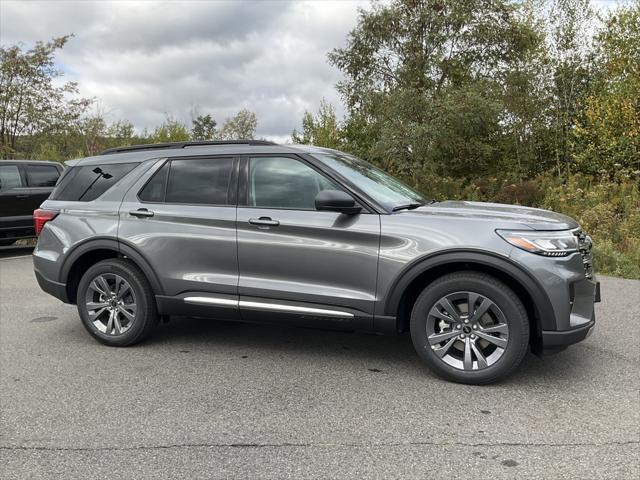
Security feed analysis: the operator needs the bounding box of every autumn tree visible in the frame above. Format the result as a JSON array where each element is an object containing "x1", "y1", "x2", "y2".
[
  {"x1": 574, "y1": 0, "x2": 640, "y2": 173},
  {"x1": 0, "y1": 36, "x2": 91, "y2": 158}
]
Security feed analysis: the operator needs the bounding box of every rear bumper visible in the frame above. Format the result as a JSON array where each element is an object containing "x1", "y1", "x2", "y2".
[{"x1": 34, "y1": 268, "x2": 69, "y2": 303}]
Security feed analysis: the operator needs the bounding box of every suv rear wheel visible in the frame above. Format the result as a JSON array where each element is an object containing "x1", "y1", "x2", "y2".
[
  {"x1": 77, "y1": 258, "x2": 159, "y2": 346},
  {"x1": 410, "y1": 271, "x2": 529, "y2": 384}
]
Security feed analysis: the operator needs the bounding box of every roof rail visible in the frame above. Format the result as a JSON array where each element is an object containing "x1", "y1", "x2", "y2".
[{"x1": 99, "y1": 140, "x2": 277, "y2": 155}]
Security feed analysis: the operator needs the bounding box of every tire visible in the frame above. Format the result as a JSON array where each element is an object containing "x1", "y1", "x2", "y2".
[
  {"x1": 410, "y1": 271, "x2": 529, "y2": 385},
  {"x1": 77, "y1": 258, "x2": 159, "y2": 346},
  {"x1": 0, "y1": 240, "x2": 15, "y2": 246}
]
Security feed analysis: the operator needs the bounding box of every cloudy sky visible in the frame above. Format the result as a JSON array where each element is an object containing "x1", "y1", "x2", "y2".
[
  {"x1": 0, "y1": 0, "x2": 629, "y2": 141},
  {"x1": 0, "y1": 0, "x2": 369, "y2": 141}
]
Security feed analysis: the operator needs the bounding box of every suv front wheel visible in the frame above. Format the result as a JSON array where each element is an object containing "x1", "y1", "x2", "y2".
[
  {"x1": 77, "y1": 258, "x2": 159, "y2": 346},
  {"x1": 410, "y1": 271, "x2": 529, "y2": 384}
]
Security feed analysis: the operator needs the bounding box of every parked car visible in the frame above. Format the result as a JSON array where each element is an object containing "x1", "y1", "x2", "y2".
[
  {"x1": 0, "y1": 160, "x2": 64, "y2": 246},
  {"x1": 32, "y1": 141, "x2": 599, "y2": 384}
]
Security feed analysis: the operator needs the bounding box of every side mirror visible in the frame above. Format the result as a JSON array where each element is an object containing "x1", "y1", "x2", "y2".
[{"x1": 315, "y1": 190, "x2": 361, "y2": 215}]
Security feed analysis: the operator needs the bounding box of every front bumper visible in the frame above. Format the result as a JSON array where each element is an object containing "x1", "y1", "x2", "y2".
[
  {"x1": 542, "y1": 318, "x2": 595, "y2": 348},
  {"x1": 540, "y1": 280, "x2": 599, "y2": 352}
]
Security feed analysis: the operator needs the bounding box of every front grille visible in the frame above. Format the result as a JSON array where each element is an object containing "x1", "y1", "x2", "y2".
[{"x1": 574, "y1": 229, "x2": 594, "y2": 279}]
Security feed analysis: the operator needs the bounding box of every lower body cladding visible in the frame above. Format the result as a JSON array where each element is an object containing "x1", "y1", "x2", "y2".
[{"x1": 155, "y1": 293, "x2": 373, "y2": 331}]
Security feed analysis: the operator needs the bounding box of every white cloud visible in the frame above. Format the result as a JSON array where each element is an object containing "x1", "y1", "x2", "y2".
[{"x1": 0, "y1": 0, "x2": 369, "y2": 139}]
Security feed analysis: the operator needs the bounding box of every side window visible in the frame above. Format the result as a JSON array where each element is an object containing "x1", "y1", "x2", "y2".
[
  {"x1": 139, "y1": 161, "x2": 169, "y2": 202},
  {"x1": 26, "y1": 165, "x2": 60, "y2": 187},
  {"x1": 139, "y1": 158, "x2": 234, "y2": 205},
  {"x1": 52, "y1": 163, "x2": 138, "y2": 202},
  {"x1": 248, "y1": 157, "x2": 340, "y2": 210},
  {"x1": 0, "y1": 165, "x2": 23, "y2": 191}
]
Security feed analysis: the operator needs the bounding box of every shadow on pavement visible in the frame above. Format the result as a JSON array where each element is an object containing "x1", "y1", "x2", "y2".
[
  {"x1": 0, "y1": 245, "x2": 34, "y2": 259},
  {"x1": 135, "y1": 314, "x2": 596, "y2": 386}
]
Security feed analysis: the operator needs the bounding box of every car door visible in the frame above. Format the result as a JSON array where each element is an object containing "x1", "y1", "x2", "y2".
[
  {"x1": 236, "y1": 155, "x2": 380, "y2": 330},
  {"x1": 0, "y1": 162, "x2": 32, "y2": 229},
  {"x1": 24, "y1": 163, "x2": 62, "y2": 211},
  {"x1": 118, "y1": 156, "x2": 240, "y2": 319}
]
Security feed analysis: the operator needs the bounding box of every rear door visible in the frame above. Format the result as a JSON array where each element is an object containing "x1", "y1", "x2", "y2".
[
  {"x1": 236, "y1": 155, "x2": 380, "y2": 330},
  {"x1": 118, "y1": 156, "x2": 240, "y2": 319},
  {"x1": 24, "y1": 163, "x2": 63, "y2": 211}
]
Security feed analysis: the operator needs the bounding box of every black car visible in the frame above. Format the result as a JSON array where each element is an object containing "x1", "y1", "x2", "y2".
[{"x1": 0, "y1": 160, "x2": 64, "y2": 246}]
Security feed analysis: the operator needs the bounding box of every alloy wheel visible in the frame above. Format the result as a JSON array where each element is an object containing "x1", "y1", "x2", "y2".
[
  {"x1": 426, "y1": 291, "x2": 509, "y2": 371},
  {"x1": 84, "y1": 274, "x2": 137, "y2": 336}
]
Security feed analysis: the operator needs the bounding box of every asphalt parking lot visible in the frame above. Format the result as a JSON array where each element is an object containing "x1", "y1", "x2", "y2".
[{"x1": 1, "y1": 249, "x2": 638, "y2": 479}]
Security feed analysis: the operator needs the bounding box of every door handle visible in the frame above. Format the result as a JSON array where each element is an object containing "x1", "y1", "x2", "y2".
[
  {"x1": 129, "y1": 208, "x2": 154, "y2": 218},
  {"x1": 16, "y1": 194, "x2": 29, "y2": 199},
  {"x1": 249, "y1": 217, "x2": 279, "y2": 227}
]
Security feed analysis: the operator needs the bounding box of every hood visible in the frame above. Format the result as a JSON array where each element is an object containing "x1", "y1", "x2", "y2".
[{"x1": 413, "y1": 200, "x2": 579, "y2": 231}]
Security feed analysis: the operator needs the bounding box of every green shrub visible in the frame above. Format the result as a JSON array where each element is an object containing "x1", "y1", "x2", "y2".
[{"x1": 407, "y1": 172, "x2": 640, "y2": 279}]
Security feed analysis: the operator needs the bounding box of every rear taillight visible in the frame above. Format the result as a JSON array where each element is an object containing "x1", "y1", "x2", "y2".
[{"x1": 33, "y1": 209, "x2": 58, "y2": 236}]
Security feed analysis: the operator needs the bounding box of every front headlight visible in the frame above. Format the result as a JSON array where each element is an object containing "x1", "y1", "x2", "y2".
[{"x1": 496, "y1": 229, "x2": 578, "y2": 257}]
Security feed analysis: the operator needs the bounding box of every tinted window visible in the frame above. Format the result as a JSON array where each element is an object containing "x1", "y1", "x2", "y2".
[
  {"x1": 164, "y1": 158, "x2": 233, "y2": 205},
  {"x1": 26, "y1": 165, "x2": 60, "y2": 187},
  {"x1": 139, "y1": 162, "x2": 169, "y2": 202},
  {"x1": 52, "y1": 163, "x2": 137, "y2": 202},
  {"x1": 312, "y1": 152, "x2": 428, "y2": 210},
  {"x1": 249, "y1": 157, "x2": 339, "y2": 209},
  {"x1": 0, "y1": 165, "x2": 23, "y2": 190}
]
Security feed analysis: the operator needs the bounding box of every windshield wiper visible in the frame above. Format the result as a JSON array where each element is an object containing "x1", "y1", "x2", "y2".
[{"x1": 392, "y1": 202, "x2": 424, "y2": 212}]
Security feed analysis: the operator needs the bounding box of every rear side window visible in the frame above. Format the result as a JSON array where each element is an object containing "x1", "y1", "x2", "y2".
[
  {"x1": 139, "y1": 158, "x2": 234, "y2": 205},
  {"x1": 52, "y1": 163, "x2": 137, "y2": 202},
  {"x1": 26, "y1": 165, "x2": 60, "y2": 187},
  {"x1": 0, "y1": 164, "x2": 23, "y2": 190},
  {"x1": 139, "y1": 162, "x2": 169, "y2": 203}
]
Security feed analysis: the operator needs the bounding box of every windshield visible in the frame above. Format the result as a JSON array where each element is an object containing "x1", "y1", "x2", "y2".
[{"x1": 311, "y1": 151, "x2": 428, "y2": 210}]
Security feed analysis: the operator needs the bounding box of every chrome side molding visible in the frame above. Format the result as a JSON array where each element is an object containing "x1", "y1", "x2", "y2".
[
  {"x1": 184, "y1": 296, "x2": 239, "y2": 307},
  {"x1": 183, "y1": 296, "x2": 354, "y2": 318},
  {"x1": 239, "y1": 300, "x2": 354, "y2": 318}
]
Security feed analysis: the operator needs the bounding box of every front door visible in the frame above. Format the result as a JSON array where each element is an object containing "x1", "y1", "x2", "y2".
[{"x1": 236, "y1": 155, "x2": 380, "y2": 330}]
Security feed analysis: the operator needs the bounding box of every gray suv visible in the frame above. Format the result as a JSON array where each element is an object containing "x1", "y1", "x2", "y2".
[{"x1": 33, "y1": 140, "x2": 599, "y2": 384}]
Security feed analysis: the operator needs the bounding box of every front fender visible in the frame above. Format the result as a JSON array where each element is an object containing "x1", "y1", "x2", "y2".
[{"x1": 381, "y1": 249, "x2": 557, "y2": 331}]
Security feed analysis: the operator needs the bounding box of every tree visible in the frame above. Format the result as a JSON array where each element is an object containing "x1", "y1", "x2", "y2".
[
  {"x1": 76, "y1": 105, "x2": 109, "y2": 156},
  {"x1": 218, "y1": 109, "x2": 257, "y2": 140},
  {"x1": 0, "y1": 36, "x2": 91, "y2": 158},
  {"x1": 544, "y1": 0, "x2": 595, "y2": 176},
  {"x1": 292, "y1": 99, "x2": 343, "y2": 148},
  {"x1": 573, "y1": 1, "x2": 640, "y2": 173},
  {"x1": 148, "y1": 115, "x2": 191, "y2": 143},
  {"x1": 328, "y1": 0, "x2": 541, "y2": 178},
  {"x1": 109, "y1": 120, "x2": 135, "y2": 146},
  {"x1": 191, "y1": 114, "x2": 217, "y2": 141}
]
